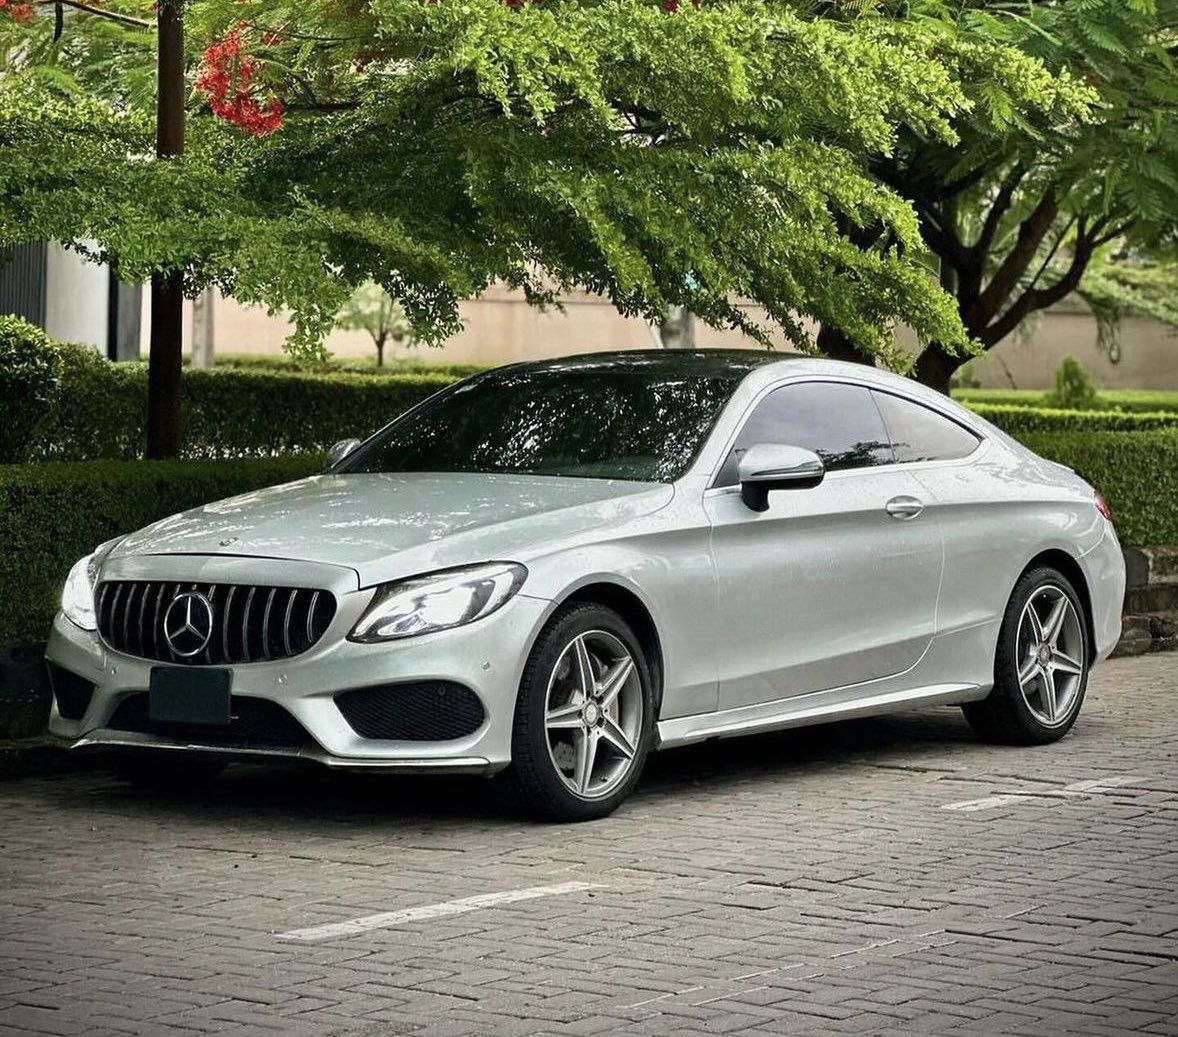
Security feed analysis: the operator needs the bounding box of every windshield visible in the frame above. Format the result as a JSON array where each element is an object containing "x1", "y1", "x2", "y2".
[{"x1": 338, "y1": 362, "x2": 745, "y2": 482}]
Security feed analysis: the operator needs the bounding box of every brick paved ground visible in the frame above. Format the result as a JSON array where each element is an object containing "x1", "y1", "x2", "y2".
[{"x1": 1, "y1": 654, "x2": 1176, "y2": 1037}]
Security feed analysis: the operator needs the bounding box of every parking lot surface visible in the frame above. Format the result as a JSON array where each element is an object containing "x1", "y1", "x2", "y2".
[{"x1": 2, "y1": 653, "x2": 1177, "y2": 1037}]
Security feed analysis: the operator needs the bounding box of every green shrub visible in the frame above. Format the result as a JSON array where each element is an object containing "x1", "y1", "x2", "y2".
[
  {"x1": 0, "y1": 457, "x2": 322, "y2": 646},
  {"x1": 0, "y1": 315, "x2": 62, "y2": 463},
  {"x1": 1044, "y1": 356, "x2": 1100, "y2": 410},
  {"x1": 210, "y1": 352, "x2": 489, "y2": 379},
  {"x1": 969, "y1": 403, "x2": 1178, "y2": 434},
  {"x1": 1021, "y1": 431, "x2": 1178, "y2": 547},
  {"x1": 956, "y1": 388, "x2": 1178, "y2": 414},
  {"x1": 25, "y1": 362, "x2": 458, "y2": 460}
]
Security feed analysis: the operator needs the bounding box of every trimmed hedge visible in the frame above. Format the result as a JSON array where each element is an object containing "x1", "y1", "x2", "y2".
[
  {"x1": 957, "y1": 388, "x2": 1178, "y2": 414},
  {"x1": 210, "y1": 353, "x2": 489, "y2": 379},
  {"x1": 29, "y1": 359, "x2": 456, "y2": 460},
  {"x1": 1022, "y1": 431, "x2": 1178, "y2": 548},
  {"x1": 969, "y1": 402, "x2": 1178, "y2": 435},
  {"x1": 1, "y1": 457, "x2": 321, "y2": 646}
]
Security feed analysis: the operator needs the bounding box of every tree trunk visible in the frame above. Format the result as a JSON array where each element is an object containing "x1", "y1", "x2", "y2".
[
  {"x1": 659, "y1": 306, "x2": 696, "y2": 350},
  {"x1": 913, "y1": 344, "x2": 958, "y2": 396},
  {"x1": 147, "y1": 272, "x2": 184, "y2": 458},
  {"x1": 375, "y1": 335, "x2": 385, "y2": 367},
  {"x1": 146, "y1": 0, "x2": 185, "y2": 459},
  {"x1": 816, "y1": 325, "x2": 872, "y2": 365}
]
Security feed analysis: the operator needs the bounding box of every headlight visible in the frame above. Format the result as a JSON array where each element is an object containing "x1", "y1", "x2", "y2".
[
  {"x1": 61, "y1": 553, "x2": 98, "y2": 631},
  {"x1": 346, "y1": 563, "x2": 527, "y2": 645},
  {"x1": 349, "y1": 562, "x2": 527, "y2": 643}
]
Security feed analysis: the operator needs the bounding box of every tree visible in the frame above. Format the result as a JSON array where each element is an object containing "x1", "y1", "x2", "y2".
[
  {"x1": 335, "y1": 283, "x2": 413, "y2": 367},
  {"x1": 1, "y1": 1, "x2": 1089, "y2": 453},
  {"x1": 814, "y1": 0, "x2": 1178, "y2": 392}
]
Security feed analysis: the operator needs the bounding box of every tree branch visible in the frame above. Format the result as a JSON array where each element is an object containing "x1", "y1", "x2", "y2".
[
  {"x1": 972, "y1": 161, "x2": 1027, "y2": 258},
  {"x1": 980, "y1": 224, "x2": 1097, "y2": 347},
  {"x1": 965, "y1": 186, "x2": 1059, "y2": 332},
  {"x1": 35, "y1": 0, "x2": 151, "y2": 29}
]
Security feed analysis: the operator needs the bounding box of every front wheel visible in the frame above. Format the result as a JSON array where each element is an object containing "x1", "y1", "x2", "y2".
[
  {"x1": 508, "y1": 603, "x2": 654, "y2": 821},
  {"x1": 963, "y1": 566, "x2": 1089, "y2": 745}
]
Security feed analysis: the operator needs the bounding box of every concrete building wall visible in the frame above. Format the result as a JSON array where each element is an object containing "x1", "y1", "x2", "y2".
[
  {"x1": 141, "y1": 283, "x2": 1178, "y2": 390},
  {"x1": 44, "y1": 245, "x2": 108, "y2": 351}
]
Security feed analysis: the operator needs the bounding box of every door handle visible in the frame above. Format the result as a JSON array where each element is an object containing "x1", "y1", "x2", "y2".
[{"x1": 885, "y1": 496, "x2": 925, "y2": 520}]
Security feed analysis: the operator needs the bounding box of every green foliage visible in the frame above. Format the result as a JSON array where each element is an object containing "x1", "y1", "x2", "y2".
[
  {"x1": 1078, "y1": 249, "x2": 1178, "y2": 359},
  {"x1": 1044, "y1": 356, "x2": 1099, "y2": 411},
  {"x1": 955, "y1": 388, "x2": 1178, "y2": 414},
  {"x1": 210, "y1": 353, "x2": 488, "y2": 378},
  {"x1": 0, "y1": 457, "x2": 321, "y2": 646},
  {"x1": 969, "y1": 403, "x2": 1178, "y2": 435},
  {"x1": 25, "y1": 358, "x2": 455, "y2": 460},
  {"x1": 842, "y1": 0, "x2": 1178, "y2": 385},
  {"x1": 1020, "y1": 431, "x2": 1178, "y2": 548},
  {"x1": 0, "y1": 0, "x2": 1093, "y2": 368},
  {"x1": 334, "y1": 283, "x2": 413, "y2": 366},
  {"x1": 0, "y1": 315, "x2": 61, "y2": 463}
]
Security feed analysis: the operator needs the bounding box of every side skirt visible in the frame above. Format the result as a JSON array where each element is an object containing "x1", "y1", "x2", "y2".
[{"x1": 655, "y1": 681, "x2": 985, "y2": 750}]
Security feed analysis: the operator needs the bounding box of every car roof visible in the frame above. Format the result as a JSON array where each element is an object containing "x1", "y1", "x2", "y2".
[{"x1": 491, "y1": 349, "x2": 799, "y2": 380}]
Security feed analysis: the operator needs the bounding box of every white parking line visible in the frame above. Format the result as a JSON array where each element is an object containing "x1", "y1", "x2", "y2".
[
  {"x1": 943, "y1": 775, "x2": 1145, "y2": 812},
  {"x1": 275, "y1": 880, "x2": 604, "y2": 942}
]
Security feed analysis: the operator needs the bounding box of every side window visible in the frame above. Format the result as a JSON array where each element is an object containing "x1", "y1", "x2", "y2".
[
  {"x1": 872, "y1": 391, "x2": 981, "y2": 464},
  {"x1": 715, "y1": 382, "x2": 893, "y2": 486}
]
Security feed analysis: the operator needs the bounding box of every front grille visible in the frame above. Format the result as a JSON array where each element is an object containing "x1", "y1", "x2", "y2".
[
  {"x1": 335, "y1": 682, "x2": 486, "y2": 741},
  {"x1": 95, "y1": 581, "x2": 336, "y2": 665},
  {"x1": 107, "y1": 693, "x2": 314, "y2": 750},
  {"x1": 46, "y1": 662, "x2": 95, "y2": 720}
]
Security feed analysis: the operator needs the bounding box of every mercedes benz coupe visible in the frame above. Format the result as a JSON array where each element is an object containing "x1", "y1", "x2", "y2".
[{"x1": 46, "y1": 351, "x2": 1125, "y2": 820}]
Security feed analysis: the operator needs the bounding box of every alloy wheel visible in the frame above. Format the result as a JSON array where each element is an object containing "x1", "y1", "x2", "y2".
[
  {"x1": 1016, "y1": 584, "x2": 1085, "y2": 727},
  {"x1": 544, "y1": 629, "x2": 644, "y2": 800}
]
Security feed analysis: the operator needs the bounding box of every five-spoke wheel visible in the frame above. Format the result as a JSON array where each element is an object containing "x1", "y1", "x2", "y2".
[
  {"x1": 509, "y1": 604, "x2": 653, "y2": 821},
  {"x1": 963, "y1": 566, "x2": 1090, "y2": 745}
]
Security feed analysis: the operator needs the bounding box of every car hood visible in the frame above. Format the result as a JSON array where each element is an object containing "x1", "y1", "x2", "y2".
[{"x1": 106, "y1": 472, "x2": 673, "y2": 588}]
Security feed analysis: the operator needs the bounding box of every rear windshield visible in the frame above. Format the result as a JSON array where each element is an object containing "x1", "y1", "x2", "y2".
[{"x1": 337, "y1": 364, "x2": 744, "y2": 482}]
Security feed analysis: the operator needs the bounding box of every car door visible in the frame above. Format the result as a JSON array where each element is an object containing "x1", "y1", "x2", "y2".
[{"x1": 704, "y1": 380, "x2": 943, "y2": 711}]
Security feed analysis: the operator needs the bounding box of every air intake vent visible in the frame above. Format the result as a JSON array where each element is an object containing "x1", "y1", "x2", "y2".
[
  {"x1": 107, "y1": 693, "x2": 313, "y2": 749},
  {"x1": 95, "y1": 582, "x2": 336, "y2": 665},
  {"x1": 335, "y1": 682, "x2": 485, "y2": 741},
  {"x1": 46, "y1": 663, "x2": 95, "y2": 721}
]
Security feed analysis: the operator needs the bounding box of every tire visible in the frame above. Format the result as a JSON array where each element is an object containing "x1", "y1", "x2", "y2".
[
  {"x1": 508, "y1": 603, "x2": 655, "y2": 821},
  {"x1": 963, "y1": 566, "x2": 1090, "y2": 745},
  {"x1": 110, "y1": 751, "x2": 227, "y2": 788}
]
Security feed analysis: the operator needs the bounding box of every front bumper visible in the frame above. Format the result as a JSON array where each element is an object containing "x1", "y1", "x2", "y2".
[{"x1": 46, "y1": 577, "x2": 555, "y2": 774}]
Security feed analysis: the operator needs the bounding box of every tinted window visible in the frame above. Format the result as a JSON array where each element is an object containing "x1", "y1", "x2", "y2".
[
  {"x1": 716, "y1": 382, "x2": 892, "y2": 486},
  {"x1": 872, "y1": 391, "x2": 980, "y2": 464},
  {"x1": 339, "y1": 364, "x2": 745, "y2": 483}
]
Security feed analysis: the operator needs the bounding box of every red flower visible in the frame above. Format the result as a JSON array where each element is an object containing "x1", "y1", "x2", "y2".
[
  {"x1": 0, "y1": 0, "x2": 35, "y2": 21},
  {"x1": 195, "y1": 23, "x2": 284, "y2": 136}
]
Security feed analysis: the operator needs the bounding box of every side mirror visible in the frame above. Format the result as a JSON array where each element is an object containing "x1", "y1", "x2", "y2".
[
  {"x1": 325, "y1": 438, "x2": 362, "y2": 471},
  {"x1": 737, "y1": 443, "x2": 825, "y2": 512}
]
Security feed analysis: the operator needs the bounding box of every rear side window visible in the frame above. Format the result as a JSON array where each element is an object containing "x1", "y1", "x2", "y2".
[
  {"x1": 715, "y1": 382, "x2": 892, "y2": 486},
  {"x1": 872, "y1": 391, "x2": 980, "y2": 464}
]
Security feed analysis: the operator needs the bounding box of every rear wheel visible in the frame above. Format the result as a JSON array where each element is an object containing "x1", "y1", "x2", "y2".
[
  {"x1": 508, "y1": 603, "x2": 654, "y2": 821},
  {"x1": 963, "y1": 566, "x2": 1089, "y2": 745}
]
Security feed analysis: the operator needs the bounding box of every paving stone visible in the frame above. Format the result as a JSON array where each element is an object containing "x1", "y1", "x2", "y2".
[{"x1": 1, "y1": 654, "x2": 1176, "y2": 1036}]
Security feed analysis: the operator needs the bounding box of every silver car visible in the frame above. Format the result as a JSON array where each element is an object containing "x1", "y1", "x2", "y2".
[{"x1": 47, "y1": 352, "x2": 1125, "y2": 820}]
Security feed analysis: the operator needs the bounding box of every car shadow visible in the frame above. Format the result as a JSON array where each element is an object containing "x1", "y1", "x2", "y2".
[{"x1": 35, "y1": 707, "x2": 984, "y2": 831}]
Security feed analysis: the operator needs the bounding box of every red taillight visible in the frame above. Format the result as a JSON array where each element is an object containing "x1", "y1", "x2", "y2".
[{"x1": 1095, "y1": 492, "x2": 1113, "y2": 522}]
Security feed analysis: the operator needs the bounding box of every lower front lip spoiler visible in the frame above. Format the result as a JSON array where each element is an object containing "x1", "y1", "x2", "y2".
[{"x1": 67, "y1": 730, "x2": 499, "y2": 776}]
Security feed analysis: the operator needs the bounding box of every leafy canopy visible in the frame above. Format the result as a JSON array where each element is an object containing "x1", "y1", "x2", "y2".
[{"x1": 0, "y1": 0, "x2": 1091, "y2": 365}]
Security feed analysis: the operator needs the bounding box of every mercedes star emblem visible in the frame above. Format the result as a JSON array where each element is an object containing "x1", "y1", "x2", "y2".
[{"x1": 163, "y1": 591, "x2": 215, "y2": 658}]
